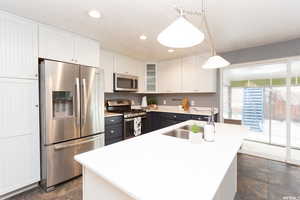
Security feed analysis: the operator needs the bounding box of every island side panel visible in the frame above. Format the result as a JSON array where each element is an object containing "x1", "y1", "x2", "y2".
[
  {"x1": 213, "y1": 155, "x2": 237, "y2": 200},
  {"x1": 83, "y1": 167, "x2": 134, "y2": 200}
]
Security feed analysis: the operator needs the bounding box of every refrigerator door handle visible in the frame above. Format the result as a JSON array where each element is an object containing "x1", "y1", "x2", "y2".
[
  {"x1": 75, "y1": 78, "x2": 80, "y2": 126},
  {"x1": 54, "y1": 137, "x2": 100, "y2": 150},
  {"x1": 82, "y1": 78, "x2": 87, "y2": 125}
]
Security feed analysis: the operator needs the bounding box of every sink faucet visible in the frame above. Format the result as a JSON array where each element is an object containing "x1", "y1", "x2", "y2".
[{"x1": 207, "y1": 106, "x2": 215, "y2": 128}]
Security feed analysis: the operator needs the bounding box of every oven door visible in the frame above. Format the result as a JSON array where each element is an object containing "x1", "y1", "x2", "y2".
[
  {"x1": 114, "y1": 73, "x2": 138, "y2": 92},
  {"x1": 124, "y1": 117, "x2": 146, "y2": 139}
]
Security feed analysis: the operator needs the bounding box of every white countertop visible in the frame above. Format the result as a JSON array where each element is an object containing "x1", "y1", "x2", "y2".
[{"x1": 75, "y1": 120, "x2": 247, "y2": 200}]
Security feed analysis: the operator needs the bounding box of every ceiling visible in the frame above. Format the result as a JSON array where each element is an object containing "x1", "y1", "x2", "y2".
[{"x1": 1, "y1": 0, "x2": 300, "y2": 61}]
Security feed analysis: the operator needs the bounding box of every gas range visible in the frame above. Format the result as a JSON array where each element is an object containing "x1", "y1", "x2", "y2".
[
  {"x1": 106, "y1": 99, "x2": 146, "y2": 118},
  {"x1": 106, "y1": 99, "x2": 147, "y2": 139}
]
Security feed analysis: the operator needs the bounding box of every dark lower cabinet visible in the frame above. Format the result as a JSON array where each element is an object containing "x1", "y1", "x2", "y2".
[
  {"x1": 105, "y1": 112, "x2": 218, "y2": 139},
  {"x1": 145, "y1": 112, "x2": 160, "y2": 133},
  {"x1": 105, "y1": 116, "x2": 123, "y2": 145},
  {"x1": 145, "y1": 112, "x2": 218, "y2": 133}
]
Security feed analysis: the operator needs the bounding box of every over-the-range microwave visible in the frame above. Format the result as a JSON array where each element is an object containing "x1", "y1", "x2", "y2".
[{"x1": 114, "y1": 73, "x2": 138, "y2": 92}]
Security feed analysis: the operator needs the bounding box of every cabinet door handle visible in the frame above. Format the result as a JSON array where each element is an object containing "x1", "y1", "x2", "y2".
[
  {"x1": 110, "y1": 130, "x2": 115, "y2": 134},
  {"x1": 110, "y1": 119, "x2": 115, "y2": 122}
]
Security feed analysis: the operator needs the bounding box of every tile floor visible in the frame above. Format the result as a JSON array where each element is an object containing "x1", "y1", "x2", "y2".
[{"x1": 7, "y1": 154, "x2": 300, "y2": 200}]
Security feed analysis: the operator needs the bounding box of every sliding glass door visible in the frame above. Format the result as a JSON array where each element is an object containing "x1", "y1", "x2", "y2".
[
  {"x1": 222, "y1": 60, "x2": 300, "y2": 164},
  {"x1": 289, "y1": 61, "x2": 300, "y2": 164}
]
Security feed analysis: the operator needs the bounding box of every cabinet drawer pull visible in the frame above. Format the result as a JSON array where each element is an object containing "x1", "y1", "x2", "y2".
[
  {"x1": 110, "y1": 130, "x2": 115, "y2": 134},
  {"x1": 110, "y1": 119, "x2": 115, "y2": 122}
]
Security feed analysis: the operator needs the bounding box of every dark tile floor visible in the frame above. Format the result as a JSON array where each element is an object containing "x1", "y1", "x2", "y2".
[{"x1": 7, "y1": 154, "x2": 300, "y2": 200}]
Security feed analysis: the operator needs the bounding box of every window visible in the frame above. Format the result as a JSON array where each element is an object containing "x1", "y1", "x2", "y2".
[{"x1": 222, "y1": 60, "x2": 300, "y2": 164}]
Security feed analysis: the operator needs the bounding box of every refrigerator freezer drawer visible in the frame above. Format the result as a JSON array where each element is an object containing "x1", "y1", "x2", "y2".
[{"x1": 43, "y1": 134, "x2": 104, "y2": 189}]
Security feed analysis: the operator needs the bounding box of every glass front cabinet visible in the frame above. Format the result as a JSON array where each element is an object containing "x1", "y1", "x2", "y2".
[{"x1": 145, "y1": 64, "x2": 157, "y2": 92}]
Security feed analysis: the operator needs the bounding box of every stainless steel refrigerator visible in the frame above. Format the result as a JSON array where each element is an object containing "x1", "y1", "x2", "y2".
[{"x1": 39, "y1": 60, "x2": 105, "y2": 191}]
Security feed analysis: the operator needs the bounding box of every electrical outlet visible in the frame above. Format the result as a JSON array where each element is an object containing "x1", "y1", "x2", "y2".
[
  {"x1": 131, "y1": 100, "x2": 135, "y2": 105},
  {"x1": 191, "y1": 100, "x2": 195, "y2": 106},
  {"x1": 163, "y1": 100, "x2": 166, "y2": 105}
]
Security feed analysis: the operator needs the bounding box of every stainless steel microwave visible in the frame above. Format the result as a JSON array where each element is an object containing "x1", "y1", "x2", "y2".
[{"x1": 114, "y1": 73, "x2": 138, "y2": 92}]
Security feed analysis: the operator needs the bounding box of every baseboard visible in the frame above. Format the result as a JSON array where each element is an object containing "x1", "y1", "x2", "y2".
[{"x1": 0, "y1": 183, "x2": 38, "y2": 200}]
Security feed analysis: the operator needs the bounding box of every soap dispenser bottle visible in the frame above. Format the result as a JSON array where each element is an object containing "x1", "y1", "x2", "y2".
[{"x1": 204, "y1": 106, "x2": 216, "y2": 142}]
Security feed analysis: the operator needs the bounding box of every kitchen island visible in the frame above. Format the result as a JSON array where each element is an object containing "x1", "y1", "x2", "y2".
[{"x1": 75, "y1": 120, "x2": 248, "y2": 200}]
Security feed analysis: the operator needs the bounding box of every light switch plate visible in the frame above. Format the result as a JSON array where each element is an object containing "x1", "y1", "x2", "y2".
[{"x1": 191, "y1": 100, "x2": 195, "y2": 106}]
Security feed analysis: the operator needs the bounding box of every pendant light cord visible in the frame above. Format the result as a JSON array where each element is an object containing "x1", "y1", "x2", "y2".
[{"x1": 202, "y1": 0, "x2": 216, "y2": 56}]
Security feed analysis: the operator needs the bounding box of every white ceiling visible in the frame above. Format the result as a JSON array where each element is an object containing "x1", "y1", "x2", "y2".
[{"x1": 1, "y1": 0, "x2": 300, "y2": 61}]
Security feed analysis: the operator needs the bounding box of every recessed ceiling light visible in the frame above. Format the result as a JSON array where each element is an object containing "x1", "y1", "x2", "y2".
[
  {"x1": 168, "y1": 49, "x2": 175, "y2": 53},
  {"x1": 88, "y1": 10, "x2": 101, "y2": 18},
  {"x1": 139, "y1": 35, "x2": 147, "y2": 40}
]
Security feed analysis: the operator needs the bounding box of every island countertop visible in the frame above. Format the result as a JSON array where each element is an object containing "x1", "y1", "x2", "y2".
[{"x1": 75, "y1": 120, "x2": 248, "y2": 200}]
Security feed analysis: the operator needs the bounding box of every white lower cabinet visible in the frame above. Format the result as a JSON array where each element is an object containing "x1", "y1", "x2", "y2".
[
  {"x1": 0, "y1": 134, "x2": 40, "y2": 195},
  {"x1": 0, "y1": 78, "x2": 40, "y2": 196}
]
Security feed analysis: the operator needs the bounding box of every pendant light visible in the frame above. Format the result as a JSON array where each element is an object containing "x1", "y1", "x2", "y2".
[
  {"x1": 202, "y1": 55, "x2": 230, "y2": 69},
  {"x1": 157, "y1": 2, "x2": 230, "y2": 69},
  {"x1": 157, "y1": 8, "x2": 204, "y2": 48},
  {"x1": 201, "y1": 0, "x2": 230, "y2": 69}
]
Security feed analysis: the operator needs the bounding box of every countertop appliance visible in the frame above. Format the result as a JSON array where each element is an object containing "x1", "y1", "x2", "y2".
[
  {"x1": 39, "y1": 60, "x2": 105, "y2": 191},
  {"x1": 114, "y1": 73, "x2": 138, "y2": 92},
  {"x1": 106, "y1": 99, "x2": 146, "y2": 139}
]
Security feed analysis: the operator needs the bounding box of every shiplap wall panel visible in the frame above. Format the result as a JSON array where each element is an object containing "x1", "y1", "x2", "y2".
[{"x1": 0, "y1": 12, "x2": 38, "y2": 79}]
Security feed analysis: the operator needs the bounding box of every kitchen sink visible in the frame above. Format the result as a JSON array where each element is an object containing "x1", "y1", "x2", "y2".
[
  {"x1": 163, "y1": 129, "x2": 190, "y2": 139},
  {"x1": 180, "y1": 125, "x2": 204, "y2": 133},
  {"x1": 162, "y1": 125, "x2": 204, "y2": 140}
]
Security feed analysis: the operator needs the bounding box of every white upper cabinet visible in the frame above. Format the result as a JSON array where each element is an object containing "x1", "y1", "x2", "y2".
[
  {"x1": 155, "y1": 54, "x2": 216, "y2": 93},
  {"x1": 114, "y1": 54, "x2": 138, "y2": 75},
  {"x1": 158, "y1": 59, "x2": 181, "y2": 93},
  {"x1": 74, "y1": 36, "x2": 100, "y2": 67},
  {"x1": 39, "y1": 25, "x2": 75, "y2": 63},
  {"x1": 0, "y1": 12, "x2": 38, "y2": 79},
  {"x1": 114, "y1": 53, "x2": 145, "y2": 92},
  {"x1": 39, "y1": 25, "x2": 100, "y2": 67},
  {"x1": 100, "y1": 49, "x2": 115, "y2": 93},
  {"x1": 181, "y1": 55, "x2": 216, "y2": 93}
]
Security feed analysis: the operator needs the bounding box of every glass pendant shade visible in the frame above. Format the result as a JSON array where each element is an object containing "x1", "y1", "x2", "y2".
[
  {"x1": 157, "y1": 16, "x2": 205, "y2": 48},
  {"x1": 202, "y1": 55, "x2": 230, "y2": 69}
]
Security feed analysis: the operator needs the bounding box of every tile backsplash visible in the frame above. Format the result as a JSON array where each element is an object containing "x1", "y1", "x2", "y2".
[
  {"x1": 146, "y1": 93, "x2": 218, "y2": 107},
  {"x1": 105, "y1": 92, "x2": 218, "y2": 107},
  {"x1": 105, "y1": 93, "x2": 142, "y2": 105}
]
